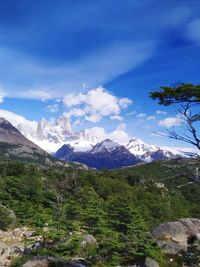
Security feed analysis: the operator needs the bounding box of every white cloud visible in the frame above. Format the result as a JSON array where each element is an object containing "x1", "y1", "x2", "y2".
[
  {"x1": 187, "y1": 18, "x2": 200, "y2": 45},
  {"x1": 0, "y1": 109, "x2": 38, "y2": 135},
  {"x1": 119, "y1": 98, "x2": 133, "y2": 108},
  {"x1": 85, "y1": 113, "x2": 102, "y2": 123},
  {"x1": 136, "y1": 113, "x2": 146, "y2": 118},
  {"x1": 147, "y1": 116, "x2": 156, "y2": 120},
  {"x1": 159, "y1": 117, "x2": 183, "y2": 128},
  {"x1": 46, "y1": 104, "x2": 59, "y2": 113},
  {"x1": 85, "y1": 127, "x2": 106, "y2": 140},
  {"x1": 85, "y1": 125, "x2": 129, "y2": 145},
  {"x1": 156, "y1": 110, "x2": 167, "y2": 115},
  {"x1": 110, "y1": 115, "x2": 123, "y2": 120},
  {"x1": 117, "y1": 123, "x2": 126, "y2": 131},
  {"x1": 126, "y1": 110, "x2": 136, "y2": 116},
  {"x1": 64, "y1": 108, "x2": 87, "y2": 118},
  {"x1": 63, "y1": 86, "x2": 132, "y2": 122},
  {"x1": 109, "y1": 130, "x2": 129, "y2": 144}
]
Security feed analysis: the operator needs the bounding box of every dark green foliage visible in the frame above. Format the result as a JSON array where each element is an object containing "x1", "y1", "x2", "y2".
[
  {"x1": 0, "y1": 205, "x2": 13, "y2": 230},
  {"x1": 150, "y1": 83, "x2": 200, "y2": 105},
  {"x1": 179, "y1": 240, "x2": 200, "y2": 267}
]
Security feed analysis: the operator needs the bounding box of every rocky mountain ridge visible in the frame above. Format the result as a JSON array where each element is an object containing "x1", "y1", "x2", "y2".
[
  {"x1": 55, "y1": 138, "x2": 180, "y2": 169},
  {"x1": 0, "y1": 116, "x2": 185, "y2": 169},
  {"x1": 0, "y1": 118, "x2": 77, "y2": 167},
  {"x1": 0, "y1": 110, "x2": 197, "y2": 166},
  {"x1": 0, "y1": 110, "x2": 197, "y2": 167},
  {"x1": 55, "y1": 139, "x2": 142, "y2": 169},
  {"x1": 0, "y1": 118, "x2": 41, "y2": 151}
]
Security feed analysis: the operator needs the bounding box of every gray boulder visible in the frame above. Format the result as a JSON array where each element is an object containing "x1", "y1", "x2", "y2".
[
  {"x1": 145, "y1": 257, "x2": 159, "y2": 267},
  {"x1": 0, "y1": 241, "x2": 10, "y2": 262},
  {"x1": 80, "y1": 234, "x2": 97, "y2": 247},
  {"x1": 23, "y1": 256, "x2": 86, "y2": 267},
  {"x1": 152, "y1": 218, "x2": 200, "y2": 254},
  {"x1": 23, "y1": 256, "x2": 49, "y2": 267}
]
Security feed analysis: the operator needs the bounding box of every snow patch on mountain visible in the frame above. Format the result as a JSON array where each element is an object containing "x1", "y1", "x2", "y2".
[
  {"x1": 90, "y1": 139, "x2": 121, "y2": 153},
  {"x1": 126, "y1": 138, "x2": 159, "y2": 156}
]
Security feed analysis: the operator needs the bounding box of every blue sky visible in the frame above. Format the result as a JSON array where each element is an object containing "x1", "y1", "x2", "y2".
[{"x1": 0, "y1": 0, "x2": 200, "y2": 146}]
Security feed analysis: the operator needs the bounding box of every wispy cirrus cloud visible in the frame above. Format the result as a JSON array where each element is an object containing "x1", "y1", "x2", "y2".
[
  {"x1": 26, "y1": 90, "x2": 51, "y2": 102},
  {"x1": 136, "y1": 113, "x2": 146, "y2": 118},
  {"x1": 0, "y1": 40, "x2": 157, "y2": 100},
  {"x1": 156, "y1": 110, "x2": 167, "y2": 115},
  {"x1": 147, "y1": 115, "x2": 156, "y2": 120},
  {"x1": 186, "y1": 18, "x2": 200, "y2": 45}
]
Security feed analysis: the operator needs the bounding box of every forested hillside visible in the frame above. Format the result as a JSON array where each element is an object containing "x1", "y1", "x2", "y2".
[{"x1": 0, "y1": 158, "x2": 199, "y2": 266}]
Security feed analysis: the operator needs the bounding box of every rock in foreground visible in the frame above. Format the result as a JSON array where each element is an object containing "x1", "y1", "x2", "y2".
[
  {"x1": 23, "y1": 256, "x2": 86, "y2": 267},
  {"x1": 152, "y1": 218, "x2": 200, "y2": 254}
]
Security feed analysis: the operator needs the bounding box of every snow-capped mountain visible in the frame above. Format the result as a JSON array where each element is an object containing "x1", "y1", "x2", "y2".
[
  {"x1": 0, "y1": 109, "x2": 197, "y2": 164},
  {"x1": 90, "y1": 139, "x2": 121, "y2": 153},
  {"x1": 126, "y1": 138, "x2": 159, "y2": 156},
  {"x1": 126, "y1": 138, "x2": 178, "y2": 162},
  {"x1": 55, "y1": 139, "x2": 142, "y2": 169}
]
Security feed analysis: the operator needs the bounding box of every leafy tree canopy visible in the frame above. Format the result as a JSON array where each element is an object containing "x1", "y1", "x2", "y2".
[{"x1": 150, "y1": 83, "x2": 200, "y2": 106}]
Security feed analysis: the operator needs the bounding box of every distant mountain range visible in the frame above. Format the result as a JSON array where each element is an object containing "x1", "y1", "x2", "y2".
[
  {"x1": 0, "y1": 109, "x2": 198, "y2": 169},
  {"x1": 55, "y1": 140, "x2": 142, "y2": 169}
]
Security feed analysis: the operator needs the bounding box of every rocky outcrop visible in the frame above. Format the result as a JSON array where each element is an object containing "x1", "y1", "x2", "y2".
[
  {"x1": 115, "y1": 257, "x2": 160, "y2": 267},
  {"x1": 23, "y1": 256, "x2": 86, "y2": 267},
  {"x1": 0, "y1": 118, "x2": 41, "y2": 151},
  {"x1": 80, "y1": 234, "x2": 97, "y2": 248},
  {"x1": 0, "y1": 227, "x2": 42, "y2": 266},
  {"x1": 152, "y1": 218, "x2": 200, "y2": 254},
  {"x1": 145, "y1": 257, "x2": 159, "y2": 267},
  {"x1": 23, "y1": 256, "x2": 49, "y2": 267}
]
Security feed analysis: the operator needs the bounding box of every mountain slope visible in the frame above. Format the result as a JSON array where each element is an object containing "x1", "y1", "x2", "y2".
[
  {"x1": 0, "y1": 118, "x2": 41, "y2": 150},
  {"x1": 0, "y1": 118, "x2": 64, "y2": 166},
  {"x1": 0, "y1": 109, "x2": 97, "y2": 152}
]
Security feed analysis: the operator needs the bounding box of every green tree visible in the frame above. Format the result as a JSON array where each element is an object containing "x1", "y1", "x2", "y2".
[{"x1": 150, "y1": 83, "x2": 200, "y2": 151}]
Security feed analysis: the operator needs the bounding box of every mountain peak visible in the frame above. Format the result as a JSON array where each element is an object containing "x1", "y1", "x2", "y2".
[
  {"x1": 90, "y1": 139, "x2": 121, "y2": 153},
  {"x1": 0, "y1": 117, "x2": 12, "y2": 125},
  {"x1": 55, "y1": 143, "x2": 74, "y2": 159},
  {"x1": 0, "y1": 117, "x2": 8, "y2": 123},
  {"x1": 56, "y1": 116, "x2": 72, "y2": 132},
  {"x1": 0, "y1": 117, "x2": 21, "y2": 133},
  {"x1": 126, "y1": 138, "x2": 159, "y2": 157}
]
